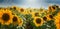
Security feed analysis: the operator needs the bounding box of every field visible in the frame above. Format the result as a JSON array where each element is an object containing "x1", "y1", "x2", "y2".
[{"x1": 0, "y1": 5, "x2": 60, "y2": 29}]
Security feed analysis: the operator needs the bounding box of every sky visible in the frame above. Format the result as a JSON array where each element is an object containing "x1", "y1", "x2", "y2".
[{"x1": 0, "y1": 0, "x2": 60, "y2": 9}]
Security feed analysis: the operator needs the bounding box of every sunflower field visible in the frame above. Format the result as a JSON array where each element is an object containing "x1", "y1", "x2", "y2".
[{"x1": 0, "y1": 5, "x2": 60, "y2": 29}]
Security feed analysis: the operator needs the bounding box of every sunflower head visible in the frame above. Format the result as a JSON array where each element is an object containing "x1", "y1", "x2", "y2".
[
  {"x1": 33, "y1": 17, "x2": 43, "y2": 27},
  {"x1": 20, "y1": 8, "x2": 24, "y2": 12},
  {"x1": 12, "y1": 15, "x2": 23, "y2": 26},
  {"x1": 31, "y1": 12, "x2": 40, "y2": 18},
  {"x1": 0, "y1": 10, "x2": 13, "y2": 25},
  {"x1": 12, "y1": 15, "x2": 19, "y2": 24},
  {"x1": 36, "y1": 18, "x2": 41, "y2": 24},
  {"x1": 49, "y1": 15, "x2": 53, "y2": 19},
  {"x1": 29, "y1": 10, "x2": 32, "y2": 12},
  {"x1": 43, "y1": 16, "x2": 47, "y2": 21},
  {"x1": 12, "y1": 6, "x2": 16, "y2": 10},
  {"x1": 51, "y1": 6, "x2": 55, "y2": 10},
  {"x1": 13, "y1": 7, "x2": 16, "y2": 9},
  {"x1": 13, "y1": 16, "x2": 18, "y2": 22}
]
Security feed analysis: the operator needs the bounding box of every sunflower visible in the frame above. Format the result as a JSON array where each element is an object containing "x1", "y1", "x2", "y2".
[
  {"x1": 11, "y1": 6, "x2": 20, "y2": 10},
  {"x1": 19, "y1": 8, "x2": 25, "y2": 14},
  {"x1": 43, "y1": 16, "x2": 47, "y2": 21},
  {"x1": 12, "y1": 15, "x2": 23, "y2": 26},
  {"x1": 29, "y1": 9, "x2": 33, "y2": 13},
  {"x1": 20, "y1": 8, "x2": 24, "y2": 12},
  {"x1": 33, "y1": 17, "x2": 43, "y2": 27},
  {"x1": 31, "y1": 12, "x2": 40, "y2": 18},
  {"x1": 11, "y1": 6, "x2": 16, "y2": 10},
  {"x1": 0, "y1": 10, "x2": 13, "y2": 25},
  {"x1": 54, "y1": 12, "x2": 60, "y2": 29}
]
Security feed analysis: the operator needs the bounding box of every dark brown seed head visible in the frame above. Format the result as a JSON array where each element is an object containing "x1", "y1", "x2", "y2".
[
  {"x1": 13, "y1": 16, "x2": 18, "y2": 22},
  {"x1": 20, "y1": 8, "x2": 24, "y2": 12},
  {"x1": 13, "y1": 7, "x2": 16, "y2": 10},
  {"x1": 43, "y1": 17, "x2": 47, "y2": 21},
  {"x1": 2, "y1": 13, "x2": 10, "y2": 21},
  {"x1": 36, "y1": 18, "x2": 41, "y2": 24},
  {"x1": 52, "y1": 6, "x2": 55, "y2": 9},
  {"x1": 49, "y1": 15, "x2": 53, "y2": 19}
]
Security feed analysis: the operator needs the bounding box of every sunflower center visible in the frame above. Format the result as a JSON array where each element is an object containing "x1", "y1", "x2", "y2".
[
  {"x1": 36, "y1": 18, "x2": 41, "y2": 24},
  {"x1": 52, "y1": 6, "x2": 55, "y2": 9},
  {"x1": 49, "y1": 15, "x2": 53, "y2": 19},
  {"x1": 20, "y1": 8, "x2": 24, "y2": 12},
  {"x1": 30, "y1": 10, "x2": 32, "y2": 12},
  {"x1": 35, "y1": 13, "x2": 39, "y2": 16},
  {"x1": 13, "y1": 7, "x2": 16, "y2": 10},
  {"x1": 2, "y1": 13, "x2": 10, "y2": 21},
  {"x1": 56, "y1": 6, "x2": 59, "y2": 8},
  {"x1": 43, "y1": 17, "x2": 47, "y2": 21},
  {"x1": 13, "y1": 16, "x2": 18, "y2": 22}
]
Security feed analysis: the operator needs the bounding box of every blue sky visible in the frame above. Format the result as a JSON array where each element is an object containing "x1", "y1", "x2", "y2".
[{"x1": 0, "y1": 0, "x2": 60, "y2": 9}]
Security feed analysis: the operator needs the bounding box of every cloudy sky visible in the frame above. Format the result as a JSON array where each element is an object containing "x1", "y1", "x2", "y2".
[{"x1": 0, "y1": 0, "x2": 60, "y2": 9}]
